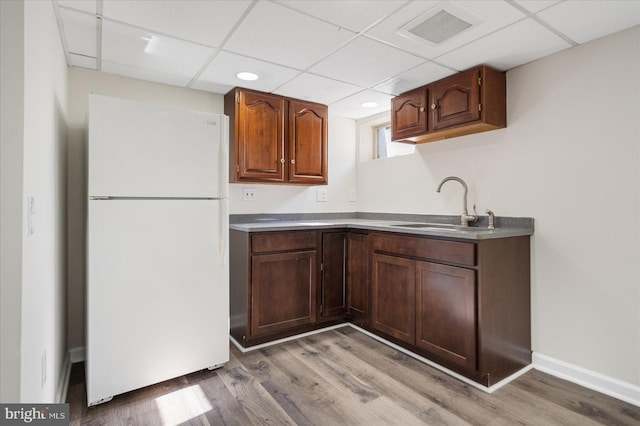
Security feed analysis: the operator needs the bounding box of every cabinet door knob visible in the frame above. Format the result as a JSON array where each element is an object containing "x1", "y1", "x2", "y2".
[
  {"x1": 431, "y1": 103, "x2": 437, "y2": 110},
  {"x1": 419, "y1": 106, "x2": 425, "y2": 112},
  {"x1": 291, "y1": 159, "x2": 296, "y2": 164},
  {"x1": 280, "y1": 158, "x2": 285, "y2": 163}
]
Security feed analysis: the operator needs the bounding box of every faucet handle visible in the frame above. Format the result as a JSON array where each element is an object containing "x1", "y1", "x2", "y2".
[
  {"x1": 485, "y1": 209, "x2": 495, "y2": 229},
  {"x1": 470, "y1": 204, "x2": 478, "y2": 223}
]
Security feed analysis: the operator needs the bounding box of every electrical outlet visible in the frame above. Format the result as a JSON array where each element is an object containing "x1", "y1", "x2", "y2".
[
  {"x1": 243, "y1": 188, "x2": 256, "y2": 201},
  {"x1": 316, "y1": 188, "x2": 328, "y2": 202}
]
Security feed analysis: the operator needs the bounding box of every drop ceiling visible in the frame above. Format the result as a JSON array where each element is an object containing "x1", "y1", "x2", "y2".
[{"x1": 53, "y1": 0, "x2": 640, "y2": 119}]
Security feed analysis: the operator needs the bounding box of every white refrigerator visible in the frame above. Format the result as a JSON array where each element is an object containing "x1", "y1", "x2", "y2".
[{"x1": 86, "y1": 95, "x2": 229, "y2": 406}]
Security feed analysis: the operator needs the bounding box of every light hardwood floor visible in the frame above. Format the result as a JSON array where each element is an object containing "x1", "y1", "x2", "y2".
[{"x1": 67, "y1": 327, "x2": 640, "y2": 425}]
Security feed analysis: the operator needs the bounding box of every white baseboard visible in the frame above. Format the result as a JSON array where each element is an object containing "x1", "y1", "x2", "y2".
[
  {"x1": 55, "y1": 352, "x2": 72, "y2": 404},
  {"x1": 533, "y1": 352, "x2": 640, "y2": 407},
  {"x1": 69, "y1": 346, "x2": 85, "y2": 363},
  {"x1": 229, "y1": 323, "x2": 350, "y2": 353}
]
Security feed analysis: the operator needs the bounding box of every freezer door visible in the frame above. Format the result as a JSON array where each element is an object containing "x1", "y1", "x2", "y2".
[
  {"x1": 88, "y1": 95, "x2": 228, "y2": 198},
  {"x1": 86, "y1": 199, "x2": 229, "y2": 405}
]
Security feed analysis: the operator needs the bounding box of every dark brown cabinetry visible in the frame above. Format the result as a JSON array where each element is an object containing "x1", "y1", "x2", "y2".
[
  {"x1": 368, "y1": 231, "x2": 530, "y2": 386},
  {"x1": 288, "y1": 100, "x2": 328, "y2": 184},
  {"x1": 230, "y1": 225, "x2": 530, "y2": 387},
  {"x1": 347, "y1": 232, "x2": 368, "y2": 324},
  {"x1": 416, "y1": 261, "x2": 476, "y2": 371},
  {"x1": 391, "y1": 88, "x2": 428, "y2": 140},
  {"x1": 321, "y1": 232, "x2": 347, "y2": 318},
  {"x1": 230, "y1": 229, "x2": 348, "y2": 347},
  {"x1": 225, "y1": 88, "x2": 328, "y2": 185},
  {"x1": 371, "y1": 253, "x2": 415, "y2": 344},
  {"x1": 391, "y1": 65, "x2": 506, "y2": 144}
]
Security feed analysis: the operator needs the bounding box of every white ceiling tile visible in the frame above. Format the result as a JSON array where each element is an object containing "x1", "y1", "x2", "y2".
[
  {"x1": 275, "y1": 0, "x2": 407, "y2": 32},
  {"x1": 58, "y1": 0, "x2": 96, "y2": 14},
  {"x1": 366, "y1": 0, "x2": 525, "y2": 58},
  {"x1": 329, "y1": 90, "x2": 392, "y2": 120},
  {"x1": 197, "y1": 51, "x2": 301, "y2": 93},
  {"x1": 274, "y1": 73, "x2": 362, "y2": 104},
  {"x1": 190, "y1": 80, "x2": 235, "y2": 96},
  {"x1": 538, "y1": 0, "x2": 640, "y2": 44},
  {"x1": 101, "y1": 0, "x2": 252, "y2": 46},
  {"x1": 69, "y1": 53, "x2": 97, "y2": 69},
  {"x1": 101, "y1": 61, "x2": 192, "y2": 87},
  {"x1": 436, "y1": 19, "x2": 571, "y2": 71},
  {"x1": 102, "y1": 20, "x2": 214, "y2": 78},
  {"x1": 310, "y1": 37, "x2": 425, "y2": 87},
  {"x1": 512, "y1": 1, "x2": 561, "y2": 14},
  {"x1": 224, "y1": 1, "x2": 356, "y2": 70},
  {"x1": 373, "y1": 61, "x2": 455, "y2": 95},
  {"x1": 59, "y1": 7, "x2": 96, "y2": 57}
]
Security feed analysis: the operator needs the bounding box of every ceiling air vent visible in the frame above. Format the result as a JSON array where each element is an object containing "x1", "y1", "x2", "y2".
[{"x1": 398, "y1": 3, "x2": 483, "y2": 46}]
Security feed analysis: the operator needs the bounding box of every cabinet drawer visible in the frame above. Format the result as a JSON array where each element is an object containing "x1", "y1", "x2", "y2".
[
  {"x1": 371, "y1": 233, "x2": 476, "y2": 267},
  {"x1": 251, "y1": 231, "x2": 317, "y2": 254}
]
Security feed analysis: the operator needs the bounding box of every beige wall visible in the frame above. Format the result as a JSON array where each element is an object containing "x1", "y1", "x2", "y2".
[
  {"x1": 0, "y1": 0, "x2": 69, "y2": 402},
  {"x1": 357, "y1": 27, "x2": 640, "y2": 387},
  {"x1": 66, "y1": 70, "x2": 357, "y2": 349},
  {"x1": 0, "y1": 0, "x2": 26, "y2": 402}
]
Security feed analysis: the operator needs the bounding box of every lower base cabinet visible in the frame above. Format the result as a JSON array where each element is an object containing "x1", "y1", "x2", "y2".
[
  {"x1": 369, "y1": 231, "x2": 530, "y2": 386},
  {"x1": 251, "y1": 250, "x2": 317, "y2": 337},
  {"x1": 416, "y1": 261, "x2": 476, "y2": 372},
  {"x1": 230, "y1": 227, "x2": 530, "y2": 387},
  {"x1": 230, "y1": 229, "x2": 351, "y2": 347},
  {"x1": 371, "y1": 253, "x2": 415, "y2": 344}
]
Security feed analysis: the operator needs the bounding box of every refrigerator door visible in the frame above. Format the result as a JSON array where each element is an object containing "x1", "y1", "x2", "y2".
[
  {"x1": 88, "y1": 95, "x2": 228, "y2": 198},
  {"x1": 86, "y1": 199, "x2": 229, "y2": 405}
]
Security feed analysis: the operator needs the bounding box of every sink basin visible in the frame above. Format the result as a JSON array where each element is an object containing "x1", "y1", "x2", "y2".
[
  {"x1": 392, "y1": 223, "x2": 461, "y2": 230},
  {"x1": 391, "y1": 223, "x2": 492, "y2": 232}
]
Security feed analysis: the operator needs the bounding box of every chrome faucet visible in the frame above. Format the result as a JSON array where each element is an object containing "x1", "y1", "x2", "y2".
[{"x1": 436, "y1": 176, "x2": 478, "y2": 226}]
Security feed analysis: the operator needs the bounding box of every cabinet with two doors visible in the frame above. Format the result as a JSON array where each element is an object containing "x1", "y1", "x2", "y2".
[
  {"x1": 391, "y1": 65, "x2": 506, "y2": 143},
  {"x1": 369, "y1": 231, "x2": 531, "y2": 386},
  {"x1": 229, "y1": 229, "x2": 368, "y2": 347},
  {"x1": 224, "y1": 88, "x2": 328, "y2": 185}
]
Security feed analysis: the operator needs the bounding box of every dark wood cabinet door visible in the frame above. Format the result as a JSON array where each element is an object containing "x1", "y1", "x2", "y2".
[
  {"x1": 416, "y1": 261, "x2": 476, "y2": 371},
  {"x1": 288, "y1": 100, "x2": 328, "y2": 184},
  {"x1": 371, "y1": 253, "x2": 415, "y2": 344},
  {"x1": 347, "y1": 233, "x2": 368, "y2": 320},
  {"x1": 391, "y1": 88, "x2": 428, "y2": 141},
  {"x1": 430, "y1": 68, "x2": 480, "y2": 131},
  {"x1": 237, "y1": 90, "x2": 285, "y2": 182},
  {"x1": 321, "y1": 232, "x2": 347, "y2": 318},
  {"x1": 250, "y1": 250, "x2": 316, "y2": 336}
]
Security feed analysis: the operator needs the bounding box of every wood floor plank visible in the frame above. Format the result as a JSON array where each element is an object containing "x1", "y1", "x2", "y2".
[
  {"x1": 512, "y1": 369, "x2": 640, "y2": 425},
  {"x1": 67, "y1": 328, "x2": 640, "y2": 426},
  {"x1": 217, "y1": 364, "x2": 296, "y2": 425},
  {"x1": 293, "y1": 333, "x2": 472, "y2": 426},
  {"x1": 332, "y1": 328, "x2": 524, "y2": 425}
]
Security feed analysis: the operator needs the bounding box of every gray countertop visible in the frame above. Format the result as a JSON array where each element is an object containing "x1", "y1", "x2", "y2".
[{"x1": 230, "y1": 217, "x2": 534, "y2": 240}]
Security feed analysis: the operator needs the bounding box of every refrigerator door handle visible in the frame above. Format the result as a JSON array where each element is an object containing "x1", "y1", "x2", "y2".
[
  {"x1": 219, "y1": 198, "x2": 229, "y2": 266},
  {"x1": 219, "y1": 115, "x2": 229, "y2": 200}
]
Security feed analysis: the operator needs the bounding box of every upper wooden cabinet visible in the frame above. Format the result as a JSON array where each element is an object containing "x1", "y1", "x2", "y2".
[
  {"x1": 391, "y1": 65, "x2": 506, "y2": 143},
  {"x1": 225, "y1": 88, "x2": 328, "y2": 185},
  {"x1": 391, "y1": 88, "x2": 428, "y2": 140}
]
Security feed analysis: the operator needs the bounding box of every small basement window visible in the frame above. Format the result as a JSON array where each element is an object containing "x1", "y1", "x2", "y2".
[{"x1": 375, "y1": 124, "x2": 415, "y2": 159}]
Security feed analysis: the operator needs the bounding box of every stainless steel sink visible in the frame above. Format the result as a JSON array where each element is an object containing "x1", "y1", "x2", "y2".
[{"x1": 391, "y1": 223, "x2": 491, "y2": 232}]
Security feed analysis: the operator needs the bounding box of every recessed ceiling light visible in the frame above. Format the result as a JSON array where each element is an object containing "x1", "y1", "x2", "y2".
[
  {"x1": 361, "y1": 101, "x2": 378, "y2": 108},
  {"x1": 236, "y1": 72, "x2": 259, "y2": 81}
]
